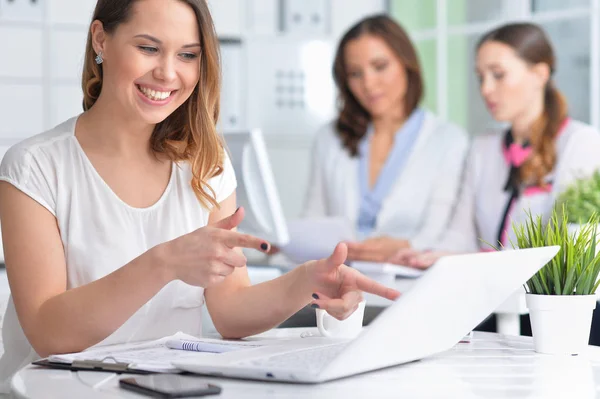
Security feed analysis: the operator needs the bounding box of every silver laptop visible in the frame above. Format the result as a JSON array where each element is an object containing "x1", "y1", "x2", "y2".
[{"x1": 175, "y1": 246, "x2": 559, "y2": 383}]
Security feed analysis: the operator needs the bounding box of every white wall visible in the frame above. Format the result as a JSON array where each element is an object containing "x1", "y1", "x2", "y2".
[{"x1": 0, "y1": 0, "x2": 95, "y2": 145}]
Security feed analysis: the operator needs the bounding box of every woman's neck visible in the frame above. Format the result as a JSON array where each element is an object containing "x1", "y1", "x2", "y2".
[
  {"x1": 511, "y1": 97, "x2": 545, "y2": 144},
  {"x1": 78, "y1": 94, "x2": 156, "y2": 159},
  {"x1": 372, "y1": 109, "x2": 408, "y2": 138}
]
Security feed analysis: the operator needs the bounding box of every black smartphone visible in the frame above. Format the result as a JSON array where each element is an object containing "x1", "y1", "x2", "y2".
[{"x1": 119, "y1": 375, "x2": 222, "y2": 398}]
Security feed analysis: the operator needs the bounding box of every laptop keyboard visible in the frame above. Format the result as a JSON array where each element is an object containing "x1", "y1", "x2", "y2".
[{"x1": 237, "y1": 343, "x2": 348, "y2": 371}]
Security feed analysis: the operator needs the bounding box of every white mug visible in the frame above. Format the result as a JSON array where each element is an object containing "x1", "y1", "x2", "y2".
[{"x1": 316, "y1": 300, "x2": 366, "y2": 339}]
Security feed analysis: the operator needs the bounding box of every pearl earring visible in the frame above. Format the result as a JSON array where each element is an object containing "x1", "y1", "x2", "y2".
[{"x1": 95, "y1": 51, "x2": 104, "y2": 65}]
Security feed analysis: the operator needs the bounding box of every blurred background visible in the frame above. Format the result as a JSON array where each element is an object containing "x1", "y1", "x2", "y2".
[{"x1": 0, "y1": 0, "x2": 598, "y2": 219}]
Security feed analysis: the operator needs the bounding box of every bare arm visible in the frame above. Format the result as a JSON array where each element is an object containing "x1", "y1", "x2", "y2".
[
  {"x1": 207, "y1": 240, "x2": 400, "y2": 338},
  {"x1": 205, "y1": 193, "x2": 314, "y2": 338},
  {"x1": 0, "y1": 182, "x2": 170, "y2": 357},
  {"x1": 208, "y1": 264, "x2": 314, "y2": 339},
  {"x1": 205, "y1": 193, "x2": 400, "y2": 339},
  {"x1": 1, "y1": 183, "x2": 268, "y2": 356}
]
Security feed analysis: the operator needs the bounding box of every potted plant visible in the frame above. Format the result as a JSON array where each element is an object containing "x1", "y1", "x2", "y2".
[
  {"x1": 512, "y1": 207, "x2": 600, "y2": 355},
  {"x1": 558, "y1": 170, "x2": 600, "y2": 226},
  {"x1": 557, "y1": 171, "x2": 600, "y2": 295}
]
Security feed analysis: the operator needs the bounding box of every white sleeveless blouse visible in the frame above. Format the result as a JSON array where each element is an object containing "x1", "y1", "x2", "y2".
[{"x1": 0, "y1": 116, "x2": 236, "y2": 392}]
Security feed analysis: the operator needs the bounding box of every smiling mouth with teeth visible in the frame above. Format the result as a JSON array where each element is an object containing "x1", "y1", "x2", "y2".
[{"x1": 136, "y1": 84, "x2": 174, "y2": 101}]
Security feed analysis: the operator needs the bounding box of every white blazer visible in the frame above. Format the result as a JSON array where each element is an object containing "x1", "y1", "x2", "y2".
[
  {"x1": 436, "y1": 119, "x2": 600, "y2": 252},
  {"x1": 301, "y1": 110, "x2": 470, "y2": 250}
]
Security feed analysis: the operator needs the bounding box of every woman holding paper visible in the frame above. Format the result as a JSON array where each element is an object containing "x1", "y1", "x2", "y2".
[
  {"x1": 301, "y1": 15, "x2": 470, "y2": 263},
  {"x1": 390, "y1": 23, "x2": 600, "y2": 268},
  {"x1": 0, "y1": 0, "x2": 399, "y2": 391}
]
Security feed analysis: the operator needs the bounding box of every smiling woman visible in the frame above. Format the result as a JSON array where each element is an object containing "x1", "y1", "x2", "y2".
[
  {"x1": 0, "y1": 0, "x2": 400, "y2": 392},
  {"x1": 81, "y1": 0, "x2": 221, "y2": 208}
]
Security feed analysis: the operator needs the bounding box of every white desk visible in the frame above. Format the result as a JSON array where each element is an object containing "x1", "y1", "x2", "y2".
[{"x1": 11, "y1": 330, "x2": 600, "y2": 398}]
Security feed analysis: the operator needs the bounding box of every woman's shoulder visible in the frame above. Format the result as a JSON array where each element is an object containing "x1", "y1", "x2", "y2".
[
  {"x1": 422, "y1": 110, "x2": 468, "y2": 139},
  {"x1": 420, "y1": 111, "x2": 471, "y2": 154},
  {"x1": 176, "y1": 147, "x2": 237, "y2": 206},
  {"x1": 565, "y1": 118, "x2": 597, "y2": 131},
  {"x1": 1, "y1": 117, "x2": 78, "y2": 173},
  {"x1": 556, "y1": 118, "x2": 600, "y2": 159},
  {"x1": 553, "y1": 119, "x2": 600, "y2": 187},
  {"x1": 0, "y1": 117, "x2": 77, "y2": 215},
  {"x1": 315, "y1": 120, "x2": 341, "y2": 142},
  {"x1": 312, "y1": 121, "x2": 346, "y2": 153},
  {"x1": 560, "y1": 119, "x2": 600, "y2": 144}
]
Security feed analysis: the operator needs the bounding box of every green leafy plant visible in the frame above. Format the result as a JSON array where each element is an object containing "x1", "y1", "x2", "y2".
[
  {"x1": 512, "y1": 206, "x2": 600, "y2": 295},
  {"x1": 558, "y1": 170, "x2": 600, "y2": 224}
]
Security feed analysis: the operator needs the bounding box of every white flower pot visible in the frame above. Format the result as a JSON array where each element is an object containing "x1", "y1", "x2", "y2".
[{"x1": 526, "y1": 294, "x2": 596, "y2": 355}]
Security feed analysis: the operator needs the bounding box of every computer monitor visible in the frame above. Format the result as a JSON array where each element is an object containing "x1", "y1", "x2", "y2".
[{"x1": 222, "y1": 129, "x2": 290, "y2": 246}]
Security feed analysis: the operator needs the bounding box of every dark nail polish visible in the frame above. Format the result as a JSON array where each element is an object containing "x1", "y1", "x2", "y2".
[
  {"x1": 261, "y1": 243, "x2": 268, "y2": 251},
  {"x1": 311, "y1": 304, "x2": 320, "y2": 309},
  {"x1": 312, "y1": 293, "x2": 319, "y2": 300}
]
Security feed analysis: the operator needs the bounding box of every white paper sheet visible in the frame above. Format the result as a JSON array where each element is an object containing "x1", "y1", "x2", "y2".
[
  {"x1": 280, "y1": 217, "x2": 355, "y2": 264},
  {"x1": 47, "y1": 332, "x2": 276, "y2": 373},
  {"x1": 166, "y1": 337, "x2": 265, "y2": 353},
  {"x1": 278, "y1": 218, "x2": 424, "y2": 279},
  {"x1": 351, "y1": 261, "x2": 424, "y2": 278}
]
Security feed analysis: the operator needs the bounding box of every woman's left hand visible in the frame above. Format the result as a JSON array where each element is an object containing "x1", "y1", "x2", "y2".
[
  {"x1": 304, "y1": 243, "x2": 401, "y2": 320},
  {"x1": 345, "y1": 236, "x2": 410, "y2": 262}
]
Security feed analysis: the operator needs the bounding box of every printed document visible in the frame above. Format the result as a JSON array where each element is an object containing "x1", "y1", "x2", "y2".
[{"x1": 47, "y1": 332, "x2": 277, "y2": 373}]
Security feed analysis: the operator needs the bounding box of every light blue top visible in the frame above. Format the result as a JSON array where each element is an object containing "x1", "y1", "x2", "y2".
[{"x1": 356, "y1": 108, "x2": 425, "y2": 238}]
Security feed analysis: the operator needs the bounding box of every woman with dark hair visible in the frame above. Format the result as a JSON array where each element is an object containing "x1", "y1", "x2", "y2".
[
  {"x1": 302, "y1": 15, "x2": 470, "y2": 263},
  {"x1": 0, "y1": 0, "x2": 399, "y2": 390},
  {"x1": 390, "y1": 22, "x2": 600, "y2": 337}
]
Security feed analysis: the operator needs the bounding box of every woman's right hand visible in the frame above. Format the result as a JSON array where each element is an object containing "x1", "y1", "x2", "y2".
[{"x1": 155, "y1": 207, "x2": 270, "y2": 287}]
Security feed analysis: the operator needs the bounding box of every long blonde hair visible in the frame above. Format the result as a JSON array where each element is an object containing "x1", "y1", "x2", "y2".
[{"x1": 81, "y1": 0, "x2": 224, "y2": 209}]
